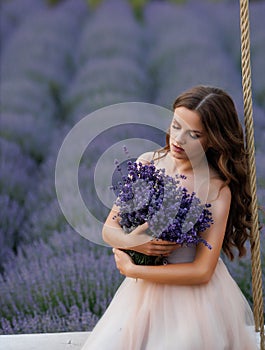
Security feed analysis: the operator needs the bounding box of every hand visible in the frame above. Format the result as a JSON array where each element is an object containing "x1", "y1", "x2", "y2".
[
  {"x1": 120, "y1": 222, "x2": 179, "y2": 256},
  {"x1": 128, "y1": 222, "x2": 180, "y2": 256},
  {"x1": 130, "y1": 222, "x2": 149, "y2": 236},
  {"x1": 113, "y1": 248, "x2": 135, "y2": 277},
  {"x1": 130, "y1": 239, "x2": 180, "y2": 256}
]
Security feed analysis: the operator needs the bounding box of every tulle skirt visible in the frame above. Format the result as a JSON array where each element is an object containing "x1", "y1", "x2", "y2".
[{"x1": 81, "y1": 259, "x2": 257, "y2": 350}]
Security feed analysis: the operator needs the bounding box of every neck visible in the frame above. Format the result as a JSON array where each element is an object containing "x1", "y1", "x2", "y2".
[{"x1": 166, "y1": 153, "x2": 211, "y2": 203}]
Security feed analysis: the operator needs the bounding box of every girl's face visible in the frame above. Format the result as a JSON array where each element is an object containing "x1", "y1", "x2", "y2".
[{"x1": 169, "y1": 107, "x2": 209, "y2": 161}]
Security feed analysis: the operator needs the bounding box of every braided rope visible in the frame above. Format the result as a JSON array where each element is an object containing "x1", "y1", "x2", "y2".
[{"x1": 239, "y1": 1, "x2": 264, "y2": 348}]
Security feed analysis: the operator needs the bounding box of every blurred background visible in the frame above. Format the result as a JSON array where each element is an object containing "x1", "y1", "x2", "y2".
[{"x1": 0, "y1": 0, "x2": 264, "y2": 334}]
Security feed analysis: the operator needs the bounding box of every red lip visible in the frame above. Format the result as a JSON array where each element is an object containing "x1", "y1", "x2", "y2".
[{"x1": 172, "y1": 144, "x2": 184, "y2": 153}]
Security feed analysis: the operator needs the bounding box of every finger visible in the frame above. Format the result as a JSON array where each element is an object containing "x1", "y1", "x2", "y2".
[
  {"x1": 137, "y1": 222, "x2": 149, "y2": 232},
  {"x1": 151, "y1": 240, "x2": 180, "y2": 246},
  {"x1": 151, "y1": 239, "x2": 176, "y2": 244},
  {"x1": 141, "y1": 222, "x2": 149, "y2": 229},
  {"x1": 113, "y1": 248, "x2": 122, "y2": 255},
  {"x1": 150, "y1": 249, "x2": 174, "y2": 256},
  {"x1": 147, "y1": 246, "x2": 179, "y2": 255},
  {"x1": 113, "y1": 248, "x2": 121, "y2": 261}
]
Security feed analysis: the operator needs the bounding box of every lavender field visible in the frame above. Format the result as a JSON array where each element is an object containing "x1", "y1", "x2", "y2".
[{"x1": 0, "y1": 0, "x2": 264, "y2": 334}]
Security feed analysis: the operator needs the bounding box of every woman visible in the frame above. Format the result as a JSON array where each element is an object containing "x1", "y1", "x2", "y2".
[{"x1": 81, "y1": 86, "x2": 258, "y2": 349}]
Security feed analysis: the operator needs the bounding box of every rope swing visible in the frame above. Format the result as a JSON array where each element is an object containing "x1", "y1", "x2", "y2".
[{"x1": 239, "y1": 1, "x2": 264, "y2": 349}]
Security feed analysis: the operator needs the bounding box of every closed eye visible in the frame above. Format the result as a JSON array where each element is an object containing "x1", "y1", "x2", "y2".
[
  {"x1": 171, "y1": 121, "x2": 203, "y2": 139},
  {"x1": 189, "y1": 131, "x2": 201, "y2": 139}
]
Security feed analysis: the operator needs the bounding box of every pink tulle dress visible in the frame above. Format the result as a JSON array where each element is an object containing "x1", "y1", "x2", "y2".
[{"x1": 81, "y1": 246, "x2": 258, "y2": 350}]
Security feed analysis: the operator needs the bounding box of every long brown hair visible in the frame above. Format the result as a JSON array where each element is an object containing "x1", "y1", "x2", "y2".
[{"x1": 156, "y1": 85, "x2": 252, "y2": 260}]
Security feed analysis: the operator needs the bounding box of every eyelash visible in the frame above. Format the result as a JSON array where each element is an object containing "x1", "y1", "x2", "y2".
[
  {"x1": 189, "y1": 132, "x2": 200, "y2": 139},
  {"x1": 171, "y1": 125, "x2": 200, "y2": 139}
]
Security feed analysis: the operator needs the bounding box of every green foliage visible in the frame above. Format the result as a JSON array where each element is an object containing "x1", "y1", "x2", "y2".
[
  {"x1": 87, "y1": 0, "x2": 149, "y2": 19},
  {"x1": 129, "y1": 0, "x2": 149, "y2": 20},
  {"x1": 87, "y1": 0, "x2": 103, "y2": 8},
  {"x1": 168, "y1": 0, "x2": 186, "y2": 3},
  {"x1": 47, "y1": 0, "x2": 65, "y2": 6}
]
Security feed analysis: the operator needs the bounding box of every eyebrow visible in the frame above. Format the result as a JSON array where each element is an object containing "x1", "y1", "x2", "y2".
[{"x1": 172, "y1": 119, "x2": 203, "y2": 134}]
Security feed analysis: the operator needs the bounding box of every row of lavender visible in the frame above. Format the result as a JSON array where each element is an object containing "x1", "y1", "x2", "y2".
[
  {"x1": 0, "y1": 0, "x2": 264, "y2": 334},
  {"x1": 0, "y1": 0, "x2": 86, "y2": 262},
  {"x1": 0, "y1": 0, "x2": 148, "y2": 333}
]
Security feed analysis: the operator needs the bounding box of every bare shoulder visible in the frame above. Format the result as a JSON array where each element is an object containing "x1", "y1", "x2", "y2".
[
  {"x1": 206, "y1": 168, "x2": 231, "y2": 203},
  {"x1": 136, "y1": 151, "x2": 154, "y2": 164},
  {"x1": 208, "y1": 179, "x2": 231, "y2": 217}
]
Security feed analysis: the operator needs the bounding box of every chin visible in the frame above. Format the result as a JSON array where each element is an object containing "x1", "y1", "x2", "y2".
[{"x1": 170, "y1": 149, "x2": 184, "y2": 159}]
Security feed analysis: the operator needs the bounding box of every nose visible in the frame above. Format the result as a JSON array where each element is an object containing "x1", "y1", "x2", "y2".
[{"x1": 172, "y1": 131, "x2": 186, "y2": 145}]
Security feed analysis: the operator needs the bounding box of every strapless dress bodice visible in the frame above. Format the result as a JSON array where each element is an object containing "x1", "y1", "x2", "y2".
[{"x1": 167, "y1": 246, "x2": 196, "y2": 264}]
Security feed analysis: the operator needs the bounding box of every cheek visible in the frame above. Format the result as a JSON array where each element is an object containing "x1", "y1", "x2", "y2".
[
  {"x1": 169, "y1": 129, "x2": 181, "y2": 142},
  {"x1": 169, "y1": 133, "x2": 175, "y2": 145},
  {"x1": 185, "y1": 139, "x2": 208, "y2": 157}
]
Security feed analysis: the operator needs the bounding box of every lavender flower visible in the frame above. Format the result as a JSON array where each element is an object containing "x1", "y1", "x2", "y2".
[
  {"x1": 0, "y1": 138, "x2": 37, "y2": 204},
  {"x1": 64, "y1": 0, "x2": 148, "y2": 122},
  {"x1": 0, "y1": 228, "x2": 122, "y2": 334},
  {"x1": 145, "y1": 2, "x2": 243, "y2": 109},
  {"x1": 113, "y1": 160, "x2": 213, "y2": 265},
  {"x1": 0, "y1": 0, "x2": 264, "y2": 334},
  {"x1": 249, "y1": 2, "x2": 265, "y2": 108},
  {"x1": 0, "y1": 113, "x2": 54, "y2": 162},
  {"x1": 0, "y1": 0, "x2": 46, "y2": 51},
  {"x1": 0, "y1": 198, "x2": 19, "y2": 271}
]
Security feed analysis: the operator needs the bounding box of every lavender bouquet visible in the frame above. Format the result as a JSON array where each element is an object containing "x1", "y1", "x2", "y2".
[{"x1": 112, "y1": 160, "x2": 213, "y2": 265}]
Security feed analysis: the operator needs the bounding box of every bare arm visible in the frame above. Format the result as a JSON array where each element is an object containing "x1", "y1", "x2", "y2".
[
  {"x1": 114, "y1": 185, "x2": 231, "y2": 285},
  {"x1": 102, "y1": 205, "x2": 152, "y2": 248},
  {"x1": 102, "y1": 205, "x2": 180, "y2": 255}
]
